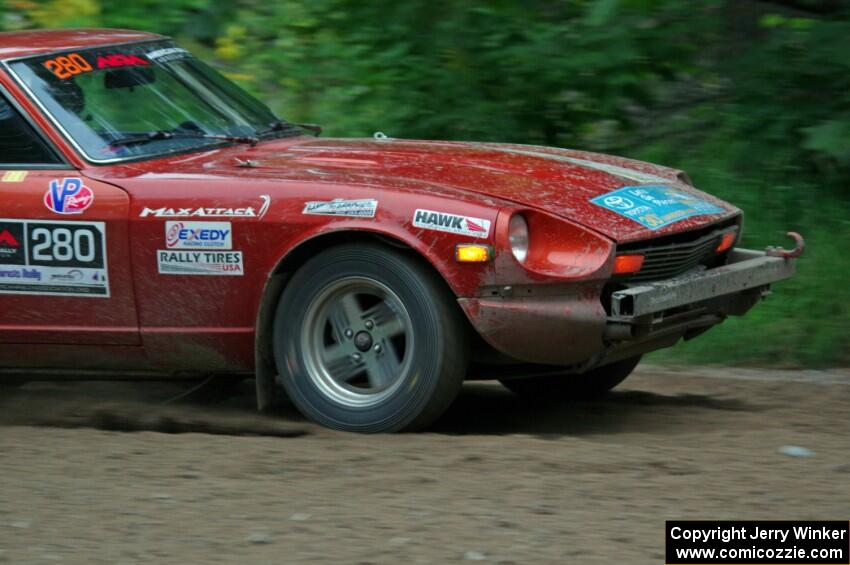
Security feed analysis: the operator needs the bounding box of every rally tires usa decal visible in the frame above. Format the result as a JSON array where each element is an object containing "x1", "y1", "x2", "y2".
[
  {"x1": 0, "y1": 219, "x2": 109, "y2": 297},
  {"x1": 157, "y1": 250, "x2": 244, "y2": 276}
]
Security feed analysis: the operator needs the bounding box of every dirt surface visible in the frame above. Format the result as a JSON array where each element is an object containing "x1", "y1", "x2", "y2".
[{"x1": 1, "y1": 365, "x2": 849, "y2": 564}]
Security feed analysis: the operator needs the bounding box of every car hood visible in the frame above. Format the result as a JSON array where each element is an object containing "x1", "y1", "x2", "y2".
[{"x1": 102, "y1": 137, "x2": 740, "y2": 243}]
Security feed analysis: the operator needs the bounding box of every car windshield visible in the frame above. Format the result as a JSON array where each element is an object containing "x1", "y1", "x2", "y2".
[{"x1": 9, "y1": 41, "x2": 302, "y2": 162}]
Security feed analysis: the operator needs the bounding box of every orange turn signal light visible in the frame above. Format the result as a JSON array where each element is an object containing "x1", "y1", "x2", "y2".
[
  {"x1": 716, "y1": 232, "x2": 736, "y2": 254},
  {"x1": 613, "y1": 254, "x2": 645, "y2": 275},
  {"x1": 455, "y1": 244, "x2": 492, "y2": 263}
]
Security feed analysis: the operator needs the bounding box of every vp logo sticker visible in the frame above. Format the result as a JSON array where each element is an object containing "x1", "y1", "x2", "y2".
[{"x1": 44, "y1": 178, "x2": 94, "y2": 215}]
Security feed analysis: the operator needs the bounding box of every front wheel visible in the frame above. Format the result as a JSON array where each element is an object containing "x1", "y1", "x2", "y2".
[
  {"x1": 273, "y1": 243, "x2": 468, "y2": 432},
  {"x1": 500, "y1": 356, "x2": 641, "y2": 400}
]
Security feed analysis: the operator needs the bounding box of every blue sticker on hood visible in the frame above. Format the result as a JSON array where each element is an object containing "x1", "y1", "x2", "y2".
[{"x1": 590, "y1": 185, "x2": 725, "y2": 230}]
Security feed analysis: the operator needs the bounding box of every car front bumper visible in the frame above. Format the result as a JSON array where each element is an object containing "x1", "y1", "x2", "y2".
[
  {"x1": 459, "y1": 248, "x2": 798, "y2": 368},
  {"x1": 609, "y1": 249, "x2": 796, "y2": 318}
]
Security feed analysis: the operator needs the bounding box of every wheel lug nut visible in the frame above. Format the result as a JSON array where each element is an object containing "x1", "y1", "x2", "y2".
[
  {"x1": 352, "y1": 353, "x2": 362, "y2": 362},
  {"x1": 365, "y1": 320, "x2": 374, "y2": 330},
  {"x1": 344, "y1": 329, "x2": 354, "y2": 338},
  {"x1": 373, "y1": 344, "x2": 382, "y2": 354}
]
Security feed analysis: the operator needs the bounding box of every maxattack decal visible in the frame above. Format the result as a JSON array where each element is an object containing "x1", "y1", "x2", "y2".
[
  {"x1": 412, "y1": 209, "x2": 491, "y2": 238},
  {"x1": 165, "y1": 221, "x2": 232, "y2": 250},
  {"x1": 157, "y1": 250, "x2": 244, "y2": 276},
  {"x1": 0, "y1": 219, "x2": 109, "y2": 297},
  {"x1": 303, "y1": 199, "x2": 378, "y2": 217},
  {"x1": 44, "y1": 177, "x2": 94, "y2": 215},
  {"x1": 590, "y1": 185, "x2": 725, "y2": 230},
  {"x1": 141, "y1": 195, "x2": 271, "y2": 219}
]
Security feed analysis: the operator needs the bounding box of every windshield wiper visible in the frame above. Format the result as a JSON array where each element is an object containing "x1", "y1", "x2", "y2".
[
  {"x1": 256, "y1": 119, "x2": 322, "y2": 138},
  {"x1": 109, "y1": 120, "x2": 320, "y2": 149},
  {"x1": 108, "y1": 130, "x2": 259, "y2": 148}
]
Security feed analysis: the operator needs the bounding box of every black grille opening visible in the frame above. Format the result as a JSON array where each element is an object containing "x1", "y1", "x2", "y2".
[{"x1": 614, "y1": 217, "x2": 741, "y2": 284}]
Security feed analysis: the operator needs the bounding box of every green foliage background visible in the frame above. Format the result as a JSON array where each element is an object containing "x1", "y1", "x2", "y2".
[{"x1": 2, "y1": 0, "x2": 848, "y2": 366}]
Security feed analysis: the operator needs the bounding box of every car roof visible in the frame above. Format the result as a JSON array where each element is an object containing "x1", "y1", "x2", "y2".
[{"x1": 0, "y1": 28, "x2": 165, "y2": 62}]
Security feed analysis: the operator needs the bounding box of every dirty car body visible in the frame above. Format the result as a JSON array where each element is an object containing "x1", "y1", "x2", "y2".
[{"x1": 0, "y1": 30, "x2": 801, "y2": 431}]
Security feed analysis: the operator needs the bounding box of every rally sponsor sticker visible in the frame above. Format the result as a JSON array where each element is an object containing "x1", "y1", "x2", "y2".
[
  {"x1": 145, "y1": 47, "x2": 191, "y2": 63},
  {"x1": 140, "y1": 195, "x2": 271, "y2": 219},
  {"x1": 412, "y1": 209, "x2": 491, "y2": 238},
  {"x1": 590, "y1": 185, "x2": 725, "y2": 230},
  {"x1": 0, "y1": 219, "x2": 109, "y2": 297},
  {"x1": 303, "y1": 199, "x2": 378, "y2": 217},
  {"x1": 44, "y1": 177, "x2": 94, "y2": 215},
  {"x1": 165, "y1": 221, "x2": 232, "y2": 250},
  {"x1": 157, "y1": 250, "x2": 244, "y2": 276},
  {"x1": 2, "y1": 171, "x2": 27, "y2": 183},
  {"x1": 0, "y1": 223, "x2": 24, "y2": 265}
]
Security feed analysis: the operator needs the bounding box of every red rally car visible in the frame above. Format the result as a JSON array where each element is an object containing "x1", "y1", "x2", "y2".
[{"x1": 0, "y1": 29, "x2": 803, "y2": 432}]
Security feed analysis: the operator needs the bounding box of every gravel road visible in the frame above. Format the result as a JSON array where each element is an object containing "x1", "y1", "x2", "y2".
[{"x1": 1, "y1": 365, "x2": 848, "y2": 564}]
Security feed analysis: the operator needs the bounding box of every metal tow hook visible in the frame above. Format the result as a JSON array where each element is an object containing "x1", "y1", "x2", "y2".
[{"x1": 765, "y1": 232, "x2": 805, "y2": 259}]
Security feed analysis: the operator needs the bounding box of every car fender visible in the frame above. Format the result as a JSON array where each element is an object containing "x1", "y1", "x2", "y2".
[{"x1": 252, "y1": 218, "x2": 497, "y2": 410}]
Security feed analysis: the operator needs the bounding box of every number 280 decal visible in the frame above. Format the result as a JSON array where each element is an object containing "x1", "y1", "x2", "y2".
[
  {"x1": 0, "y1": 220, "x2": 109, "y2": 297},
  {"x1": 43, "y1": 53, "x2": 93, "y2": 80}
]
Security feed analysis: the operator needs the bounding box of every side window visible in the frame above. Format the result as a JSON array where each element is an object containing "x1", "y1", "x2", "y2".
[{"x1": 0, "y1": 92, "x2": 62, "y2": 166}]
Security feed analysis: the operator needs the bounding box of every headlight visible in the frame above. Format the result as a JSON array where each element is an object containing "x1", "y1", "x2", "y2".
[{"x1": 508, "y1": 214, "x2": 529, "y2": 263}]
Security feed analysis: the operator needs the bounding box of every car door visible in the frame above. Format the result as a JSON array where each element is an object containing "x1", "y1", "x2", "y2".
[{"x1": 0, "y1": 86, "x2": 140, "y2": 347}]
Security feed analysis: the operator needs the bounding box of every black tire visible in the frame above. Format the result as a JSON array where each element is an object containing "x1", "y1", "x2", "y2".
[
  {"x1": 500, "y1": 356, "x2": 641, "y2": 400},
  {"x1": 273, "y1": 243, "x2": 468, "y2": 432}
]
